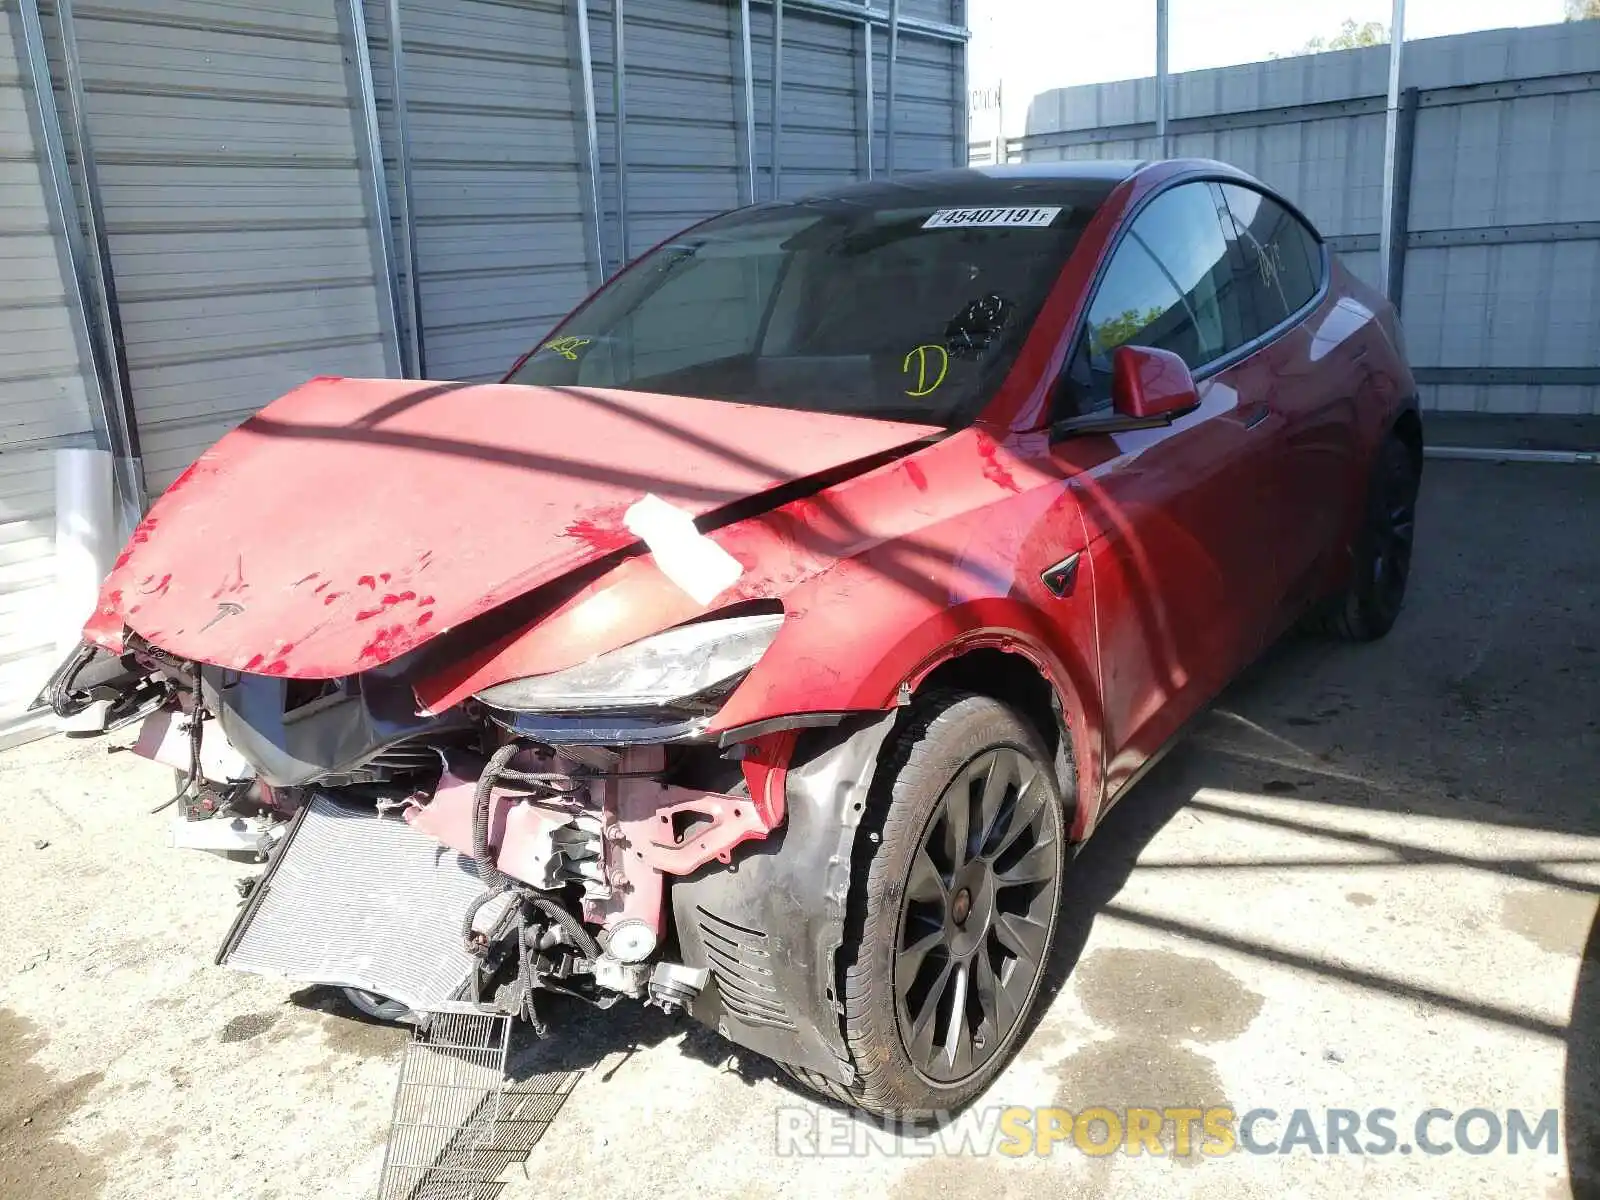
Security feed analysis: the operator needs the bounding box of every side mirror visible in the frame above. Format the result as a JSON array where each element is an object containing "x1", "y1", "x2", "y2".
[{"x1": 1111, "y1": 344, "x2": 1199, "y2": 422}]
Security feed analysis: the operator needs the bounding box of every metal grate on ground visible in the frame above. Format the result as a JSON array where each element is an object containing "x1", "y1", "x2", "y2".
[{"x1": 377, "y1": 1006, "x2": 580, "y2": 1200}]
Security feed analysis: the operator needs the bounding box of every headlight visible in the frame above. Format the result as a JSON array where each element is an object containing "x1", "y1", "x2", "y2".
[{"x1": 473, "y1": 613, "x2": 784, "y2": 714}]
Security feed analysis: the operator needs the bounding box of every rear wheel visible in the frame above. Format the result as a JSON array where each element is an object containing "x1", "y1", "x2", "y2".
[
  {"x1": 1314, "y1": 433, "x2": 1419, "y2": 641},
  {"x1": 787, "y1": 691, "x2": 1067, "y2": 1117}
]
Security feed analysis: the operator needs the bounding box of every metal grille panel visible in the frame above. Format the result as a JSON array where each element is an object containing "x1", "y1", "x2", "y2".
[
  {"x1": 379, "y1": 1010, "x2": 511, "y2": 1200},
  {"x1": 379, "y1": 1012, "x2": 579, "y2": 1200}
]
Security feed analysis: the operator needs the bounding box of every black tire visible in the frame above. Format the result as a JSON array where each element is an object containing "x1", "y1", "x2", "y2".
[
  {"x1": 1313, "y1": 433, "x2": 1419, "y2": 642},
  {"x1": 341, "y1": 988, "x2": 413, "y2": 1024},
  {"x1": 785, "y1": 690, "x2": 1067, "y2": 1118}
]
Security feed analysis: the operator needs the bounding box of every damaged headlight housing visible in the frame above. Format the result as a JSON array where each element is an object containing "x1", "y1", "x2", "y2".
[{"x1": 473, "y1": 613, "x2": 784, "y2": 714}]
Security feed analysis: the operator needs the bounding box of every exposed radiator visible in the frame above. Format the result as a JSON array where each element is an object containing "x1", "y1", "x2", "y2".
[{"x1": 218, "y1": 793, "x2": 511, "y2": 1012}]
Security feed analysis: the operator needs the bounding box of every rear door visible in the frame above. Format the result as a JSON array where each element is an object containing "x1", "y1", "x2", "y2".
[
  {"x1": 1216, "y1": 184, "x2": 1359, "y2": 612},
  {"x1": 1046, "y1": 181, "x2": 1282, "y2": 797}
]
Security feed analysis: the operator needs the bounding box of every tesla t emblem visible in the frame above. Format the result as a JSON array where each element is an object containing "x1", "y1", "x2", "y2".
[
  {"x1": 902, "y1": 344, "x2": 950, "y2": 397},
  {"x1": 1040, "y1": 553, "x2": 1081, "y2": 599},
  {"x1": 199, "y1": 601, "x2": 244, "y2": 632}
]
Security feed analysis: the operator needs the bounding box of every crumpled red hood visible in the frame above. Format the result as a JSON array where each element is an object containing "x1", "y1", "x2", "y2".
[{"x1": 93, "y1": 377, "x2": 938, "y2": 677}]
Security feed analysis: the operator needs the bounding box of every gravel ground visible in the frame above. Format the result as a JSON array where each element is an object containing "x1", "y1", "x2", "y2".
[{"x1": 1, "y1": 459, "x2": 1596, "y2": 1200}]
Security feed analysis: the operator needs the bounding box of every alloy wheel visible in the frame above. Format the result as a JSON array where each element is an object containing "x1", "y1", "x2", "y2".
[{"x1": 893, "y1": 745, "x2": 1062, "y2": 1084}]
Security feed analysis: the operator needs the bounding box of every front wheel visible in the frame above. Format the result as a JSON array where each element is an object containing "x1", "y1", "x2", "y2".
[
  {"x1": 791, "y1": 691, "x2": 1067, "y2": 1117},
  {"x1": 342, "y1": 988, "x2": 412, "y2": 1024}
]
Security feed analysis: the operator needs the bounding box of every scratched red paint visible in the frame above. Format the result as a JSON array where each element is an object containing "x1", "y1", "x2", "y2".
[
  {"x1": 357, "y1": 623, "x2": 414, "y2": 666},
  {"x1": 81, "y1": 377, "x2": 936, "y2": 677},
  {"x1": 562, "y1": 502, "x2": 636, "y2": 554},
  {"x1": 974, "y1": 431, "x2": 1021, "y2": 493}
]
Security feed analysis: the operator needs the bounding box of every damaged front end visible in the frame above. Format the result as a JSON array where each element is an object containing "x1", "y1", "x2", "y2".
[{"x1": 40, "y1": 605, "x2": 895, "y2": 1087}]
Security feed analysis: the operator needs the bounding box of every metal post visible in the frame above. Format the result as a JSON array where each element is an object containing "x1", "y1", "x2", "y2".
[
  {"x1": 1377, "y1": 0, "x2": 1406, "y2": 300},
  {"x1": 384, "y1": 0, "x2": 425, "y2": 377},
  {"x1": 575, "y1": 0, "x2": 607, "y2": 283},
  {"x1": 1154, "y1": 0, "x2": 1169, "y2": 157},
  {"x1": 24, "y1": 0, "x2": 145, "y2": 528},
  {"x1": 862, "y1": 20, "x2": 874, "y2": 178},
  {"x1": 612, "y1": 0, "x2": 629, "y2": 264},
  {"x1": 739, "y1": 0, "x2": 757, "y2": 203},
  {"x1": 340, "y1": 0, "x2": 406, "y2": 379},
  {"x1": 954, "y1": 0, "x2": 968, "y2": 167},
  {"x1": 1386, "y1": 86, "x2": 1420, "y2": 312},
  {"x1": 995, "y1": 79, "x2": 1004, "y2": 164},
  {"x1": 770, "y1": 0, "x2": 783, "y2": 200},
  {"x1": 884, "y1": 0, "x2": 900, "y2": 175}
]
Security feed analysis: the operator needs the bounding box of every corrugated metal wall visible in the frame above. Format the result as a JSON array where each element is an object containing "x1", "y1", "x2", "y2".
[
  {"x1": 0, "y1": 0, "x2": 966, "y2": 741},
  {"x1": 0, "y1": 0, "x2": 104, "y2": 745},
  {"x1": 596, "y1": 0, "x2": 746, "y2": 264},
  {"x1": 366, "y1": 0, "x2": 595, "y2": 382},
  {"x1": 366, "y1": 0, "x2": 966, "y2": 375},
  {"x1": 46, "y1": 0, "x2": 398, "y2": 490},
  {"x1": 999, "y1": 22, "x2": 1600, "y2": 417},
  {"x1": 872, "y1": 0, "x2": 961, "y2": 175}
]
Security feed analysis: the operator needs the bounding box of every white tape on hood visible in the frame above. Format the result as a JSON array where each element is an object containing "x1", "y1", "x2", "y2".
[{"x1": 623, "y1": 493, "x2": 744, "y2": 607}]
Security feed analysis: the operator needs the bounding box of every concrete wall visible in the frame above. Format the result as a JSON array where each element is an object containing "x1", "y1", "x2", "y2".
[{"x1": 995, "y1": 22, "x2": 1600, "y2": 417}]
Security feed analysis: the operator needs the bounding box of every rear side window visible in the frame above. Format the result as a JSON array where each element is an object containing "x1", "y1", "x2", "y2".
[{"x1": 1218, "y1": 184, "x2": 1323, "y2": 336}]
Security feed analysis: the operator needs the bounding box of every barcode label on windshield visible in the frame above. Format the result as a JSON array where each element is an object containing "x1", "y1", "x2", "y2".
[{"x1": 923, "y1": 206, "x2": 1062, "y2": 229}]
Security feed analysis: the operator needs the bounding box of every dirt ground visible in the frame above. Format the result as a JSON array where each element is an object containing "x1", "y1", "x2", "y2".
[{"x1": 1, "y1": 458, "x2": 1596, "y2": 1200}]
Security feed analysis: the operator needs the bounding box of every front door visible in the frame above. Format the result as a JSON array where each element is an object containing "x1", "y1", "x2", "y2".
[{"x1": 1045, "y1": 181, "x2": 1285, "y2": 798}]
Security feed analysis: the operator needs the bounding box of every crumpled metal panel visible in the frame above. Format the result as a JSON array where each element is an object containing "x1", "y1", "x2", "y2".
[
  {"x1": 90, "y1": 376, "x2": 938, "y2": 678},
  {"x1": 220, "y1": 793, "x2": 509, "y2": 1012}
]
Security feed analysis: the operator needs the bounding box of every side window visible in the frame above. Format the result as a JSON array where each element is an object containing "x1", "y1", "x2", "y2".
[
  {"x1": 1219, "y1": 184, "x2": 1323, "y2": 337},
  {"x1": 1055, "y1": 182, "x2": 1245, "y2": 418}
]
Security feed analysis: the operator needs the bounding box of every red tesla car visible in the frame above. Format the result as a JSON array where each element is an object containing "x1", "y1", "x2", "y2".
[{"x1": 41, "y1": 159, "x2": 1419, "y2": 1116}]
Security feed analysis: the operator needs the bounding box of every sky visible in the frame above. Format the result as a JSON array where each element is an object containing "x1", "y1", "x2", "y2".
[{"x1": 968, "y1": 0, "x2": 1573, "y2": 136}]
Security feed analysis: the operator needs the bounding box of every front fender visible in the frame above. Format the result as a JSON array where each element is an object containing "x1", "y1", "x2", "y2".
[{"x1": 711, "y1": 585, "x2": 1104, "y2": 834}]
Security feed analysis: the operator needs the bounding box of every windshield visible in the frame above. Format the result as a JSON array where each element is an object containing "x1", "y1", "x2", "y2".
[{"x1": 507, "y1": 191, "x2": 1099, "y2": 427}]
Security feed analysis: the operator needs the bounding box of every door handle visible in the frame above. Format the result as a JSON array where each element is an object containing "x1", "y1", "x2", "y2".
[{"x1": 1242, "y1": 403, "x2": 1270, "y2": 430}]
